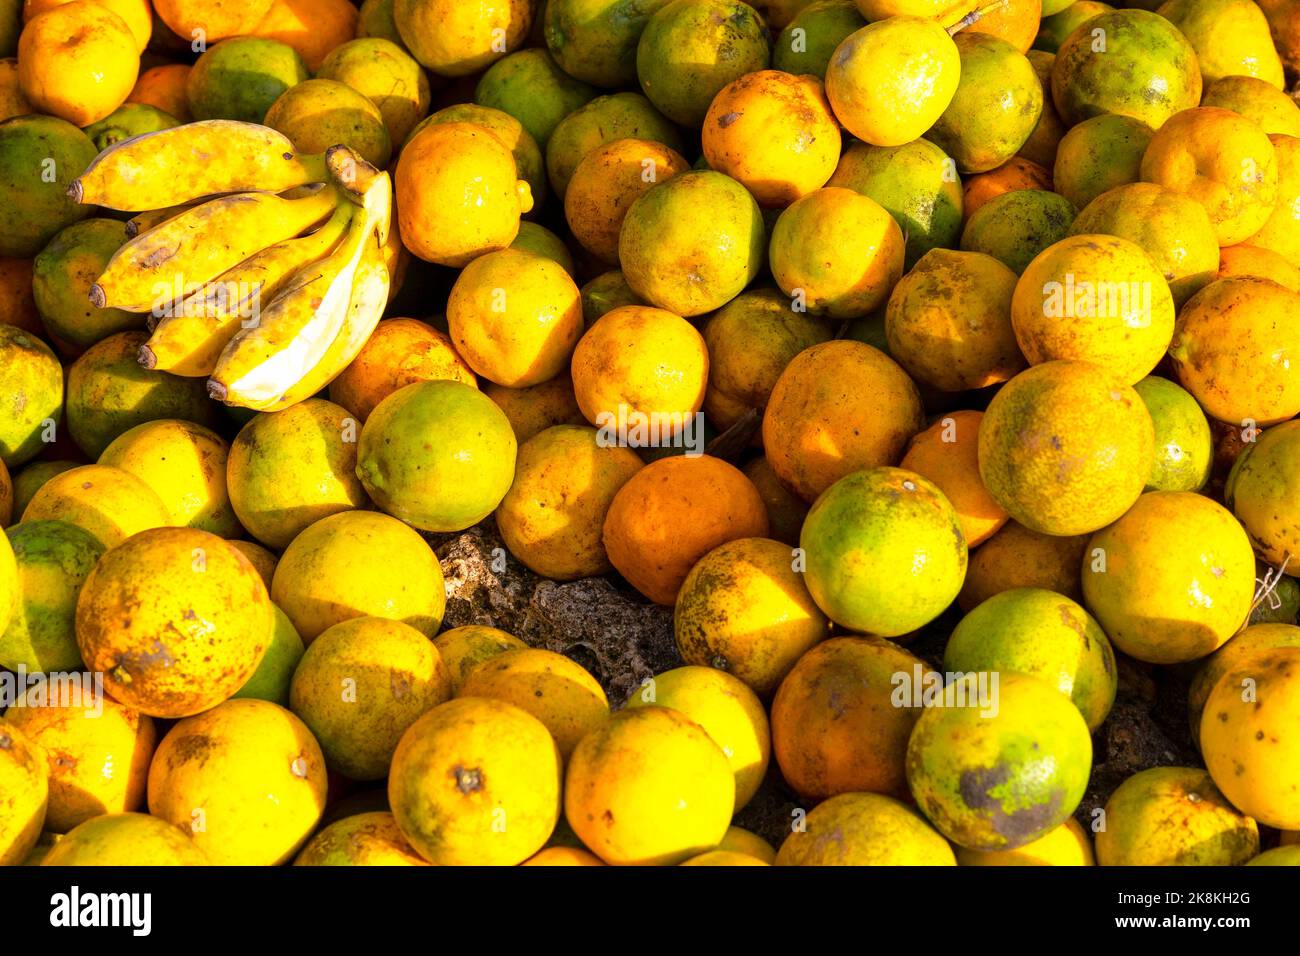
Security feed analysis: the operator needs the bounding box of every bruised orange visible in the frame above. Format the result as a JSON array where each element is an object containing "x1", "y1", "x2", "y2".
[
  {"x1": 762, "y1": 340, "x2": 924, "y2": 503},
  {"x1": 701, "y1": 70, "x2": 840, "y2": 207},
  {"x1": 602, "y1": 455, "x2": 768, "y2": 605}
]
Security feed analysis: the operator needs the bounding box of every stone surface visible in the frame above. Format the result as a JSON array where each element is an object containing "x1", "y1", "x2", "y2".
[{"x1": 433, "y1": 521, "x2": 683, "y2": 707}]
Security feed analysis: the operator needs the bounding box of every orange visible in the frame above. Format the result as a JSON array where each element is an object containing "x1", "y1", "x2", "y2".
[
  {"x1": 701, "y1": 70, "x2": 841, "y2": 208},
  {"x1": 496, "y1": 424, "x2": 643, "y2": 581},
  {"x1": 447, "y1": 248, "x2": 582, "y2": 388},
  {"x1": 1140, "y1": 107, "x2": 1280, "y2": 246},
  {"x1": 1217, "y1": 244, "x2": 1300, "y2": 291},
  {"x1": 393, "y1": 0, "x2": 531, "y2": 77},
  {"x1": 959, "y1": 519, "x2": 1088, "y2": 611},
  {"x1": 762, "y1": 339, "x2": 924, "y2": 503},
  {"x1": 563, "y1": 138, "x2": 690, "y2": 265},
  {"x1": 979, "y1": 360, "x2": 1154, "y2": 536},
  {"x1": 769, "y1": 187, "x2": 905, "y2": 318},
  {"x1": 396, "y1": 122, "x2": 533, "y2": 267},
  {"x1": 901, "y1": 410, "x2": 1009, "y2": 547},
  {"x1": 963, "y1": 0, "x2": 1042, "y2": 52},
  {"x1": 329, "y1": 318, "x2": 476, "y2": 423},
  {"x1": 17, "y1": 1, "x2": 139, "y2": 126},
  {"x1": 484, "y1": 375, "x2": 585, "y2": 444},
  {"x1": 1247, "y1": 134, "x2": 1300, "y2": 262},
  {"x1": 702, "y1": 288, "x2": 835, "y2": 434},
  {"x1": 1066, "y1": 182, "x2": 1220, "y2": 306},
  {"x1": 1169, "y1": 277, "x2": 1300, "y2": 426},
  {"x1": 23, "y1": 0, "x2": 150, "y2": 52},
  {"x1": 1011, "y1": 234, "x2": 1176, "y2": 384},
  {"x1": 1201, "y1": 75, "x2": 1300, "y2": 138},
  {"x1": 564, "y1": 706, "x2": 734, "y2": 866},
  {"x1": 153, "y1": 0, "x2": 275, "y2": 40},
  {"x1": 602, "y1": 455, "x2": 768, "y2": 605},
  {"x1": 962, "y1": 156, "x2": 1051, "y2": 219},
  {"x1": 674, "y1": 536, "x2": 829, "y2": 697},
  {"x1": 126, "y1": 63, "x2": 191, "y2": 121},
  {"x1": 1083, "y1": 491, "x2": 1257, "y2": 663},
  {"x1": 884, "y1": 248, "x2": 1024, "y2": 392},
  {"x1": 248, "y1": 0, "x2": 358, "y2": 72},
  {"x1": 263, "y1": 78, "x2": 391, "y2": 169},
  {"x1": 1052, "y1": 113, "x2": 1154, "y2": 212},
  {"x1": 569, "y1": 304, "x2": 708, "y2": 436},
  {"x1": 772, "y1": 636, "x2": 936, "y2": 800}
]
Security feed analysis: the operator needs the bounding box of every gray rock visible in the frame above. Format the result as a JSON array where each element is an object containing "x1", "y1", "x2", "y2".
[{"x1": 433, "y1": 522, "x2": 683, "y2": 706}]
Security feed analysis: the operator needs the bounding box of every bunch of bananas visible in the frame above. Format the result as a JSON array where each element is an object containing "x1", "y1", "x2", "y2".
[{"x1": 70, "y1": 120, "x2": 393, "y2": 413}]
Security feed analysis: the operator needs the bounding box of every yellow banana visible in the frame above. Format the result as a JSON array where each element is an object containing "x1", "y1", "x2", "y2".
[
  {"x1": 70, "y1": 120, "x2": 329, "y2": 211},
  {"x1": 208, "y1": 173, "x2": 392, "y2": 408},
  {"x1": 256, "y1": 241, "x2": 391, "y2": 412},
  {"x1": 325, "y1": 145, "x2": 391, "y2": 245},
  {"x1": 126, "y1": 201, "x2": 199, "y2": 240},
  {"x1": 139, "y1": 203, "x2": 352, "y2": 377},
  {"x1": 91, "y1": 184, "x2": 340, "y2": 313}
]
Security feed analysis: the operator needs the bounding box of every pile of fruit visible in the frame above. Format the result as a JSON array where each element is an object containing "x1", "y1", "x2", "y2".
[{"x1": 1, "y1": 0, "x2": 1300, "y2": 868}]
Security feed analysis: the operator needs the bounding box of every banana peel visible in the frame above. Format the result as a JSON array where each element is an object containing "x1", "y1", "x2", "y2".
[
  {"x1": 69, "y1": 120, "x2": 330, "y2": 212},
  {"x1": 92, "y1": 183, "x2": 341, "y2": 313},
  {"x1": 207, "y1": 170, "x2": 392, "y2": 408},
  {"x1": 139, "y1": 203, "x2": 353, "y2": 377}
]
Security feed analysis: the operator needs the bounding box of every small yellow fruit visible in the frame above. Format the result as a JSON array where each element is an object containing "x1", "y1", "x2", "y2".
[
  {"x1": 458, "y1": 647, "x2": 609, "y2": 759},
  {"x1": 1201, "y1": 647, "x2": 1300, "y2": 830},
  {"x1": 388, "y1": 697, "x2": 562, "y2": 866},
  {"x1": 1083, "y1": 491, "x2": 1256, "y2": 664},
  {"x1": 271, "y1": 510, "x2": 445, "y2": 644},
  {"x1": 99, "y1": 419, "x2": 240, "y2": 537},
  {"x1": 496, "y1": 425, "x2": 644, "y2": 581},
  {"x1": 432, "y1": 625, "x2": 527, "y2": 695},
  {"x1": 4, "y1": 685, "x2": 155, "y2": 833},
  {"x1": 0, "y1": 721, "x2": 48, "y2": 865},
  {"x1": 776, "y1": 791, "x2": 956, "y2": 866},
  {"x1": 289, "y1": 617, "x2": 452, "y2": 780},
  {"x1": 40, "y1": 812, "x2": 207, "y2": 865},
  {"x1": 626, "y1": 665, "x2": 770, "y2": 811},
  {"x1": 76, "y1": 528, "x2": 273, "y2": 718},
  {"x1": 565, "y1": 706, "x2": 734, "y2": 866},
  {"x1": 22, "y1": 463, "x2": 170, "y2": 550},
  {"x1": 447, "y1": 248, "x2": 583, "y2": 388},
  {"x1": 674, "y1": 537, "x2": 829, "y2": 697},
  {"x1": 147, "y1": 699, "x2": 328, "y2": 865},
  {"x1": 294, "y1": 811, "x2": 430, "y2": 866}
]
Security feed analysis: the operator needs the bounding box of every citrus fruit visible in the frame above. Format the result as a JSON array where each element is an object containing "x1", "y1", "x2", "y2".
[
  {"x1": 460, "y1": 647, "x2": 609, "y2": 759},
  {"x1": 603, "y1": 454, "x2": 768, "y2": 605},
  {"x1": 564, "y1": 705, "x2": 734, "y2": 865},
  {"x1": 389, "y1": 697, "x2": 562, "y2": 865},
  {"x1": 226, "y1": 398, "x2": 368, "y2": 549},
  {"x1": 147, "y1": 699, "x2": 327, "y2": 865},
  {"x1": 978, "y1": 360, "x2": 1154, "y2": 535},
  {"x1": 1082, "y1": 491, "x2": 1256, "y2": 664},
  {"x1": 356, "y1": 380, "x2": 518, "y2": 533},
  {"x1": 801, "y1": 466, "x2": 967, "y2": 636},
  {"x1": 885, "y1": 248, "x2": 1023, "y2": 392},
  {"x1": 289, "y1": 616, "x2": 452, "y2": 780},
  {"x1": 907, "y1": 672, "x2": 1093, "y2": 851},
  {"x1": 271, "y1": 509, "x2": 445, "y2": 643}
]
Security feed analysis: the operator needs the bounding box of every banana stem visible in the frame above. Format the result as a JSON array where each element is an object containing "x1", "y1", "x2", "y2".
[{"x1": 945, "y1": 0, "x2": 1009, "y2": 34}]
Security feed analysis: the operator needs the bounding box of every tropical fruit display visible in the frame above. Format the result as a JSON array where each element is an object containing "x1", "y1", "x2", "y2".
[{"x1": 0, "y1": 0, "x2": 1299, "y2": 875}]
